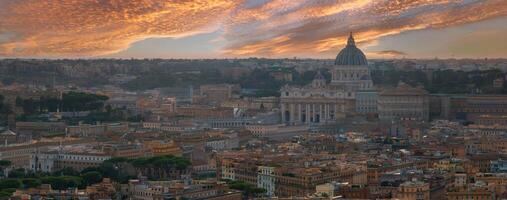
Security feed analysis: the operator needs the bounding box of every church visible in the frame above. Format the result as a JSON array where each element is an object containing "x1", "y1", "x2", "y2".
[{"x1": 280, "y1": 33, "x2": 374, "y2": 124}]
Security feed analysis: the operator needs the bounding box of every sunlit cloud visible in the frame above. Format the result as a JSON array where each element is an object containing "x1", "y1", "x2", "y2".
[
  {"x1": 223, "y1": 0, "x2": 507, "y2": 57},
  {"x1": 0, "y1": 0, "x2": 506, "y2": 57},
  {"x1": 368, "y1": 50, "x2": 408, "y2": 58},
  {"x1": 0, "y1": 0, "x2": 239, "y2": 57}
]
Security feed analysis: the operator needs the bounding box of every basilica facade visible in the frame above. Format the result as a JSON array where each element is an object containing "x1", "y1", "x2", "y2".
[{"x1": 280, "y1": 33, "x2": 374, "y2": 124}]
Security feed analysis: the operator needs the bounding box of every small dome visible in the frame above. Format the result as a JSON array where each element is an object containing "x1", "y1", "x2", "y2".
[
  {"x1": 314, "y1": 71, "x2": 325, "y2": 80},
  {"x1": 335, "y1": 33, "x2": 368, "y2": 66}
]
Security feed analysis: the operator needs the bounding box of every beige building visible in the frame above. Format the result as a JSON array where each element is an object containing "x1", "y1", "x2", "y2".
[
  {"x1": 0, "y1": 137, "x2": 88, "y2": 168},
  {"x1": 493, "y1": 78, "x2": 504, "y2": 88},
  {"x1": 15, "y1": 121, "x2": 67, "y2": 135},
  {"x1": 449, "y1": 95, "x2": 507, "y2": 122},
  {"x1": 30, "y1": 142, "x2": 152, "y2": 173},
  {"x1": 280, "y1": 33, "x2": 373, "y2": 124},
  {"x1": 195, "y1": 84, "x2": 238, "y2": 105},
  {"x1": 378, "y1": 82, "x2": 430, "y2": 122},
  {"x1": 66, "y1": 122, "x2": 128, "y2": 137},
  {"x1": 176, "y1": 106, "x2": 233, "y2": 119},
  {"x1": 143, "y1": 140, "x2": 182, "y2": 156},
  {"x1": 216, "y1": 151, "x2": 367, "y2": 198},
  {"x1": 30, "y1": 145, "x2": 112, "y2": 173},
  {"x1": 315, "y1": 183, "x2": 334, "y2": 198},
  {"x1": 245, "y1": 124, "x2": 308, "y2": 137},
  {"x1": 396, "y1": 180, "x2": 430, "y2": 200},
  {"x1": 161, "y1": 97, "x2": 177, "y2": 112},
  {"x1": 476, "y1": 115, "x2": 507, "y2": 126},
  {"x1": 446, "y1": 183, "x2": 496, "y2": 200}
]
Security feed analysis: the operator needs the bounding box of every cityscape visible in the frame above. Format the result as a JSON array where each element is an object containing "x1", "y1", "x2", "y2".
[{"x1": 1, "y1": 1, "x2": 507, "y2": 200}]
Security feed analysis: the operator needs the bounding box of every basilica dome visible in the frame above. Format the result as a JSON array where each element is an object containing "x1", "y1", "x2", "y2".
[{"x1": 334, "y1": 33, "x2": 368, "y2": 66}]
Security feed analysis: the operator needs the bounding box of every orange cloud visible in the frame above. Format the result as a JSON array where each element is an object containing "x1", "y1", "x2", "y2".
[
  {"x1": 0, "y1": 0, "x2": 506, "y2": 57},
  {"x1": 0, "y1": 0, "x2": 239, "y2": 57},
  {"x1": 367, "y1": 50, "x2": 408, "y2": 58},
  {"x1": 223, "y1": 0, "x2": 507, "y2": 57}
]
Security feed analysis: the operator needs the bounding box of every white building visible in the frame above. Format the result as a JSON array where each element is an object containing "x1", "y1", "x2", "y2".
[
  {"x1": 30, "y1": 145, "x2": 111, "y2": 173},
  {"x1": 280, "y1": 33, "x2": 374, "y2": 124},
  {"x1": 257, "y1": 166, "x2": 276, "y2": 197},
  {"x1": 246, "y1": 124, "x2": 309, "y2": 137},
  {"x1": 205, "y1": 132, "x2": 239, "y2": 151},
  {"x1": 207, "y1": 118, "x2": 251, "y2": 129},
  {"x1": 246, "y1": 124, "x2": 282, "y2": 136},
  {"x1": 66, "y1": 122, "x2": 128, "y2": 137}
]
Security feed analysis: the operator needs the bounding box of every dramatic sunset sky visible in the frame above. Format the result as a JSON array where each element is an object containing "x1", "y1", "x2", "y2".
[{"x1": 0, "y1": 0, "x2": 506, "y2": 59}]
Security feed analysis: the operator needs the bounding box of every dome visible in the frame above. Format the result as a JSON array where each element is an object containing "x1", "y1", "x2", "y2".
[
  {"x1": 314, "y1": 71, "x2": 325, "y2": 80},
  {"x1": 335, "y1": 33, "x2": 368, "y2": 66}
]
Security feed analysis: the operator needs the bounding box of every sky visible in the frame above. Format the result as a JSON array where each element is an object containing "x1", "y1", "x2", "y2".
[{"x1": 0, "y1": 0, "x2": 506, "y2": 59}]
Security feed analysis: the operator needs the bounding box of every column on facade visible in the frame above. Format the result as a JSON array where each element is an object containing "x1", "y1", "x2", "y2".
[
  {"x1": 320, "y1": 104, "x2": 327, "y2": 122},
  {"x1": 325, "y1": 104, "x2": 329, "y2": 121},
  {"x1": 323, "y1": 104, "x2": 327, "y2": 122},
  {"x1": 331, "y1": 104, "x2": 335, "y2": 119},
  {"x1": 316, "y1": 104, "x2": 320, "y2": 123},
  {"x1": 329, "y1": 104, "x2": 332, "y2": 121},
  {"x1": 281, "y1": 103, "x2": 286, "y2": 122},
  {"x1": 312, "y1": 104, "x2": 316, "y2": 123},
  {"x1": 324, "y1": 104, "x2": 328, "y2": 121},
  {"x1": 318, "y1": 104, "x2": 322, "y2": 123},
  {"x1": 321, "y1": 104, "x2": 325, "y2": 122},
  {"x1": 290, "y1": 103, "x2": 296, "y2": 122},
  {"x1": 306, "y1": 104, "x2": 310, "y2": 124},
  {"x1": 324, "y1": 104, "x2": 328, "y2": 122},
  {"x1": 334, "y1": 104, "x2": 337, "y2": 119},
  {"x1": 298, "y1": 104, "x2": 302, "y2": 122},
  {"x1": 329, "y1": 104, "x2": 333, "y2": 119}
]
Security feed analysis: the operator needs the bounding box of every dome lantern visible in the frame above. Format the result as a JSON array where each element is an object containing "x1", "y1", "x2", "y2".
[{"x1": 334, "y1": 32, "x2": 368, "y2": 66}]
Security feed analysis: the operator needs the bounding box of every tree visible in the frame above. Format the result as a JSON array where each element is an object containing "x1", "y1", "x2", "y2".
[
  {"x1": 0, "y1": 160, "x2": 11, "y2": 168},
  {"x1": 15, "y1": 97, "x2": 23, "y2": 107},
  {"x1": 98, "y1": 161, "x2": 122, "y2": 182},
  {"x1": 52, "y1": 167, "x2": 79, "y2": 176},
  {"x1": 80, "y1": 167, "x2": 101, "y2": 174},
  {"x1": 40, "y1": 176, "x2": 82, "y2": 190},
  {"x1": 21, "y1": 178, "x2": 42, "y2": 189},
  {"x1": 81, "y1": 171, "x2": 103, "y2": 186},
  {"x1": 227, "y1": 180, "x2": 266, "y2": 197},
  {"x1": 7, "y1": 168, "x2": 25, "y2": 178},
  {"x1": 0, "y1": 179, "x2": 21, "y2": 190},
  {"x1": 0, "y1": 160, "x2": 10, "y2": 177},
  {"x1": 16, "y1": 92, "x2": 109, "y2": 115},
  {"x1": 0, "y1": 188, "x2": 16, "y2": 198},
  {"x1": 0, "y1": 95, "x2": 12, "y2": 126},
  {"x1": 21, "y1": 98, "x2": 37, "y2": 115}
]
